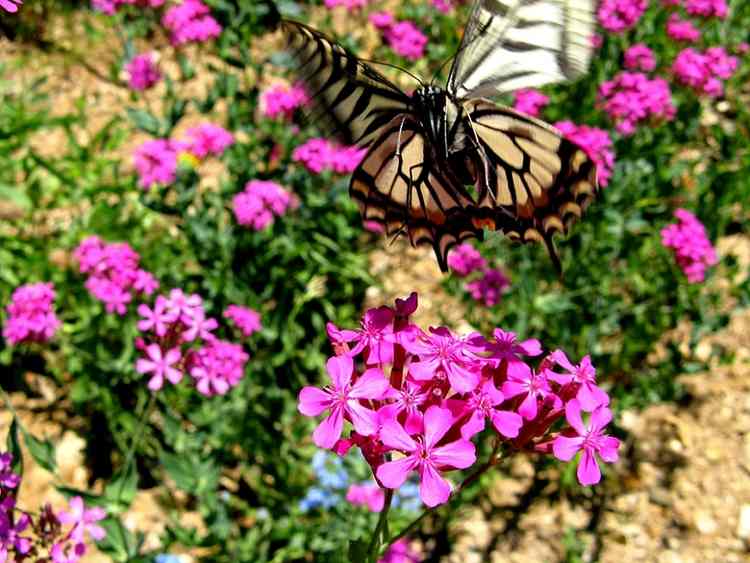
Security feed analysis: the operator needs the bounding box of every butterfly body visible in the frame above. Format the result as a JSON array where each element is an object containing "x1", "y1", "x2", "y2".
[{"x1": 280, "y1": 0, "x2": 598, "y2": 272}]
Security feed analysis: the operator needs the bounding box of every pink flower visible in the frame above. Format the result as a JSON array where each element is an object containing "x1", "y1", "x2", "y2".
[
  {"x1": 554, "y1": 121, "x2": 615, "y2": 187},
  {"x1": 597, "y1": 72, "x2": 675, "y2": 135},
  {"x1": 136, "y1": 344, "x2": 183, "y2": 391},
  {"x1": 512, "y1": 89, "x2": 549, "y2": 117},
  {"x1": 188, "y1": 339, "x2": 248, "y2": 396},
  {"x1": 292, "y1": 138, "x2": 365, "y2": 175},
  {"x1": 346, "y1": 483, "x2": 385, "y2": 512},
  {"x1": 431, "y1": 0, "x2": 452, "y2": 12},
  {"x1": 447, "y1": 243, "x2": 487, "y2": 277},
  {"x1": 623, "y1": 44, "x2": 656, "y2": 72},
  {"x1": 672, "y1": 47, "x2": 738, "y2": 98},
  {"x1": 260, "y1": 83, "x2": 309, "y2": 120},
  {"x1": 473, "y1": 328, "x2": 542, "y2": 378},
  {"x1": 465, "y1": 268, "x2": 510, "y2": 307},
  {"x1": 137, "y1": 297, "x2": 178, "y2": 337},
  {"x1": 232, "y1": 180, "x2": 298, "y2": 231},
  {"x1": 666, "y1": 13, "x2": 701, "y2": 43},
  {"x1": 369, "y1": 11, "x2": 395, "y2": 30},
  {"x1": 162, "y1": 0, "x2": 221, "y2": 46},
  {"x1": 181, "y1": 307, "x2": 218, "y2": 342},
  {"x1": 501, "y1": 363, "x2": 559, "y2": 420},
  {"x1": 685, "y1": 0, "x2": 727, "y2": 18},
  {"x1": 376, "y1": 406, "x2": 476, "y2": 507},
  {"x1": 330, "y1": 306, "x2": 395, "y2": 365},
  {"x1": 0, "y1": 453, "x2": 20, "y2": 490},
  {"x1": 133, "y1": 139, "x2": 181, "y2": 189},
  {"x1": 223, "y1": 305, "x2": 262, "y2": 337},
  {"x1": 2, "y1": 282, "x2": 60, "y2": 345},
  {"x1": 0, "y1": 0, "x2": 22, "y2": 13},
  {"x1": 298, "y1": 355, "x2": 391, "y2": 449},
  {"x1": 163, "y1": 288, "x2": 203, "y2": 321},
  {"x1": 553, "y1": 399, "x2": 620, "y2": 485},
  {"x1": 378, "y1": 539, "x2": 421, "y2": 563},
  {"x1": 661, "y1": 208, "x2": 718, "y2": 282},
  {"x1": 182, "y1": 123, "x2": 234, "y2": 159},
  {"x1": 125, "y1": 53, "x2": 161, "y2": 91},
  {"x1": 402, "y1": 326, "x2": 482, "y2": 393},
  {"x1": 57, "y1": 496, "x2": 106, "y2": 544},
  {"x1": 457, "y1": 379, "x2": 523, "y2": 439},
  {"x1": 597, "y1": 0, "x2": 648, "y2": 33},
  {"x1": 547, "y1": 350, "x2": 610, "y2": 410},
  {"x1": 383, "y1": 21, "x2": 428, "y2": 61}
]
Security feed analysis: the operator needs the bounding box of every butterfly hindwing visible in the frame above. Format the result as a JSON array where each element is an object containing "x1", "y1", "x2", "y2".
[
  {"x1": 281, "y1": 20, "x2": 411, "y2": 146},
  {"x1": 448, "y1": 0, "x2": 596, "y2": 99},
  {"x1": 350, "y1": 117, "x2": 484, "y2": 270},
  {"x1": 461, "y1": 99, "x2": 597, "y2": 257}
]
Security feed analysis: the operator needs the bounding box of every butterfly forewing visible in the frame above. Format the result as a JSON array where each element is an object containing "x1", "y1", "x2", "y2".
[
  {"x1": 462, "y1": 100, "x2": 597, "y2": 255},
  {"x1": 350, "y1": 117, "x2": 484, "y2": 270},
  {"x1": 447, "y1": 0, "x2": 596, "y2": 99},
  {"x1": 281, "y1": 21, "x2": 411, "y2": 146}
]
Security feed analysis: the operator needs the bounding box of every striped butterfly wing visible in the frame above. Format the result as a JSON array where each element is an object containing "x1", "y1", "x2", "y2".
[
  {"x1": 350, "y1": 116, "x2": 484, "y2": 270},
  {"x1": 447, "y1": 0, "x2": 595, "y2": 99},
  {"x1": 462, "y1": 99, "x2": 597, "y2": 267},
  {"x1": 281, "y1": 20, "x2": 412, "y2": 146}
]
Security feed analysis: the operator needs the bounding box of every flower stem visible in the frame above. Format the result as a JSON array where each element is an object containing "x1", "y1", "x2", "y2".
[{"x1": 367, "y1": 488, "x2": 394, "y2": 562}]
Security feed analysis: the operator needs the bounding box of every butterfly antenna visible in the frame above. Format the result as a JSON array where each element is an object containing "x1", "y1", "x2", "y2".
[{"x1": 358, "y1": 58, "x2": 425, "y2": 87}]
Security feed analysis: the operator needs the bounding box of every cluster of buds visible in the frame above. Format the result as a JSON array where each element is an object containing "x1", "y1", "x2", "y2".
[{"x1": 298, "y1": 293, "x2": 620, "y2": 508}]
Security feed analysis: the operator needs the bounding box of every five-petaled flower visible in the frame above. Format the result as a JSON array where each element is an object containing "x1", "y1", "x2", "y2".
[{"x1": 136, "y1": 344, "x2": 183, "y2": 391}]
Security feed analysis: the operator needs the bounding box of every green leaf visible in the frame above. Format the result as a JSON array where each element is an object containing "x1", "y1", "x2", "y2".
[
  {"x1": 96, "y1": 517, "x2": 142, "y2": 562},
  {"x1": 104, "y1": 462, "x2": 138, "y2": 513},
  {"x1": 348, "y1": 539, "x2": 369, "y2": 562},
  {"x1": 125, "y1": 108, "x2": 163, "y2": 136},
  {"x1": 6, "y1": 418, "x2": 23, "y2": 477},
  {"x1": 21, "y1": 430, "x2": 56, "y2": 473}
]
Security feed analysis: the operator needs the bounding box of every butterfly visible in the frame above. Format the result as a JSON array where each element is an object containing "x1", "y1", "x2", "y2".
[{"x1": 280, "y1": 0, "x2": 598, "y2": 272}]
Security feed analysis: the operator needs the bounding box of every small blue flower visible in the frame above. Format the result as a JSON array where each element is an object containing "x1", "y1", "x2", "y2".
[
  {"x1": 393, "y1": 481, "x2": 421, "y2": 512},
  {"x1": 311, "y1": 451, "x2": 348, "y2": 490},
  {"x1": 155, "y1": 555, "x2": 183, "y2": 563},
  {"x1": 299, "y1": 486, "x2": 338, "y2": 512}
]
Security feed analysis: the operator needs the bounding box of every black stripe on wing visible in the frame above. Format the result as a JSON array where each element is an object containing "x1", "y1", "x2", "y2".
[
  {"x1": 461, "y1": 100, "x2": 598, "y2": 267},
  {"x1": 350, "y1": 117, "x2": 484, "y2": 271},
  {"x1": 281, "y1": 20, "x2": 412, "y2": 147}
]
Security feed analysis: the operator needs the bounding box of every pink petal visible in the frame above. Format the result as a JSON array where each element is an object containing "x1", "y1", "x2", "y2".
[
  {"x1": 446, "y1": 363, "x2": 479, "y2": 393},
  {"x1": 518, "y1": 338, "x2": 542, "y2": 356},
  {"x1": 145, "y1": 343, "x2": 163, "y2": 361},
  {"x1": 346, "y1": 401, "x2": 379, "y2": 436},
  {"x1": 408, "y1": 357, "x2": 441, "y2": 381},
  {"x1": 490, "y1": 410, "x2": 523, "y2": 438},
  {"x1": 147, "y1": 374, "x2": 164, "y2": 391},
  {"x1": 460, "y1": 410, "x2": 486, "y2": 439},
  {"x1": 349, "y1": 368, "x2": 391, "y2": 399},
  {"x1": 598, "y1": 436, "x2": 621, "y2": 462},
  {"x1": 376, "y1": 455, "x2": 418, "y2": 489},
  {"x1": 552, "y1": 434, "x2": 584, "y2": 461},
  {"x1": 564, "y1": 399, "x2": 586, "y2": 434},
  {"x1": 379, "y1": 420, "x2": 417, "y2": 452},
  {"x1": 423, "y1": 406, "x2": 454, "y2": 449},
  {"x1": 518, "y1": 392, "x2": 538, "y2": 420},
  {"x1": 135, "y1": 359, "x2": 155, "y2": 374},
  {"x1": 589, "y1": 405, "x2": 612, "y2": 432},
  {"x1": 578, "y1": 383, "x2": 609, "y2": 411},
  {"x1": 312, "y1": 406, "x2": 344, "y2": 449},
  {"x1": 577, "y1": 449, "x2": 601, "y2": 486},
  {"x1": 430, "y1": 440, "x2": 476, "y2": 469},
  {"x1": 549, "y1": 348, "x2": 575, "y2": 372},
  {"x1": 506, "y1": 359, "x2": 532, "y2": 381},
  {"x1": 501, "y1": 380, "x2": 527, "y2": 399},
  {"x1": 165, "y1": 367, "x2": 182, "y2": 385},
  {"x1": 88, "y1": 524, "x2": 106, "y2": 541},
  {"x1": 481, "y1": 380, "x2": 504, "y2": 405},
  {"x1": 326, "y1": 355, "x2": 352, "y2": 391},
  {"x1": 298, "y1": 386, "x2": 333, "y2": 416},
  {"x1": 419, "y1": 462, "x2": 452, "y2": 507}
]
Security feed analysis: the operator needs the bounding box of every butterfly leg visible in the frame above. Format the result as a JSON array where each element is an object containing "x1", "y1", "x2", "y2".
[{"x1": 462, "y1": 103, "x2": 493, "y2": 204}]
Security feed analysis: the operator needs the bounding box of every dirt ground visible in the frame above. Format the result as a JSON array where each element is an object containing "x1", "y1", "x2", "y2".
[{"x1": 2, "y1": 13, "x2": 750, "y2": 563}]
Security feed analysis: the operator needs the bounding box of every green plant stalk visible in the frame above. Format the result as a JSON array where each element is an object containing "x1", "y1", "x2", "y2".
[{"x1": 367, "y1": 488, "x2": 394, "y2": 562}]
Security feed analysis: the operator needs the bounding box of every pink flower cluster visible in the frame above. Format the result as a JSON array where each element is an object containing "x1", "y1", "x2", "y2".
[
  {"x1": 3, "y1": 282, "x2": 60, "y2": 345},
  {"x1": 125, "y1": 53, "x2": 161, "y2": 91},
  {"x1": 597, "y1": 0, "x2": 648, "y2": 33},
  {"x1": 660, "y1": 208, "x2": 718, "y2": 283},
  {"x1": 598, "y1": 72, "x2": 676, "y2": 135},
  {"x1": 672, "y1": 46, "x2": 739, "y2": 97},
  {"x1": 0, "y1": 453, "x2": 106, "y2": 563},
  {"x1": 512, "y1": 89, "x2": 549, "y2": 118},
  {"x1": 162, "y1": 0, "x2": 221, "y2": 46},
  {"x1": 431, "y1": 0, "x2": 452, "y2": 13},
  {"x1": 74, "y1": 236, "x2": 158, "y2": 315},
  {"x1": 554, "y1": 121, "x2": 615, "y2": 187},
  {"x1": 292, "y1": 138, "x2": 367, "y2": 175},
  {"x1": 91, "y1": 0, "x2": 163, "y2": 15},
  {"x1": 223, "y1": 305, "x2": 262, "y2": 337},
  {"x1": 666, "y1": 13, "x2": 701, "y2": 43},
  {"x1": 232, "y1": 180, "x2": 299, "y2": 231},
  {"x1": 684, "y1": 0, "x2": 727, "y2": 18},
  {"x1": 378, "y1": 539, "x2": 421, "y2": 563},
  {"x1": 260, "y1": 83, "x2": 309, "y2": 120},
  {"x1": 133, "y1": 124, "x2": 234, "y2": 189},
  {"x1": 182, "y1": 123, "x2": 235, "y2": 159},
  {"x1": 466, "y1": 268, "x2": 511, "y2": 307},
  {"x1": 298, "y1": 293, "x2": 620, "y2": 508},
  {"x1": 135, "y1": 289, "x2": 249, "y2": 395},
  {"x1": 369, "y1": 13, "x2": 428, "y2": 61},
  {"x1": 447, "y1": 243, "x2": 486, "y2": 278},
  {"x1": 624, "y1": 44, "x2": 656, "y2": 72}
]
